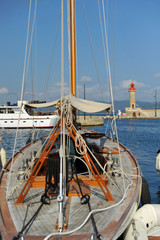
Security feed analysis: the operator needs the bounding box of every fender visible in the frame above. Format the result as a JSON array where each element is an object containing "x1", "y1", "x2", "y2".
[{"x1": 124, "y1": 204, "x2": 160, "y2": 240}]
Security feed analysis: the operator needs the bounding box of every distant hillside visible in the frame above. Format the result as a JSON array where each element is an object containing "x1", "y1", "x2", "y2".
[{"x1": 114, "y1": 100, "x2": 159, "y2": 112}]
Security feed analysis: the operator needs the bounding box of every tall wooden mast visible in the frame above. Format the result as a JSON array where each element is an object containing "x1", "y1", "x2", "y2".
[{"x1": 70, "y1": 0, "x2": 76, "y2": 96}]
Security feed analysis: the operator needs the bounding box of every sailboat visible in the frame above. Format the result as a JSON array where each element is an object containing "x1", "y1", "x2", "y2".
[{"x1": 0, "y1": 1, "x2": 142, "y2": 240}]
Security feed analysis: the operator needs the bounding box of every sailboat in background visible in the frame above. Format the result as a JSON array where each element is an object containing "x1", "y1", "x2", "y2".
[{"x1": 0, "y1": 1, "x2": 142, "y2": 239}]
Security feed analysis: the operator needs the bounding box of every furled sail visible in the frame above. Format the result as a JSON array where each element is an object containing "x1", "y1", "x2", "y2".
[
  {"x1": 26, "y1": 95, "x2": 111, "y2": 113},
  {"x1": 69, "y1": 95, "x2": 111, "y2": 113},
  {"x1": 26, "y1": 100, "x2": 58, "y2": 108}
]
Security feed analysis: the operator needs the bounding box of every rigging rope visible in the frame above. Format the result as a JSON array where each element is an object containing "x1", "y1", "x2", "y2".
[
  {"x1": 29, "y1": 17, "x2": 34, "y2": 101},
  {"x1": 67, "y1": 0, "x2": 71, "y2": 95},
  {"x1": 6, "y1": 0, "x2": 33, "y2": 199},
  {"x1": 75, "y1": 131, "x2": 87, "y2": 155},
  {"x1": 98, "y1": 0, "x2": 126, "y2": 193},
  {"x1": 24, "y1": 0, "x2": 37, "y2": 134},
  {"x1": 34, "y1": 13, "x2": 38, "y2": 100},
  {"x1": 113, "y1": 0, "x2": 117, "y2": 97},
  {"x1": 43, "y1": 11, "x2": 61, "y2": 100},
  {"x1": 23, "y1": 0, "x2": 38, "y2": 95},
  {"x1": 98, "y1": 0, "x2": 110, "y2": 102},
  {"x1": 81, "y1": 0, "x2": 105, "y2": 102}
]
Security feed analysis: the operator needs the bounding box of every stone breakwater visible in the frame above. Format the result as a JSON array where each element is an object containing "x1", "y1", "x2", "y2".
[{"x1": 76, "y1": 115, "x2": 104, "y2": 126}]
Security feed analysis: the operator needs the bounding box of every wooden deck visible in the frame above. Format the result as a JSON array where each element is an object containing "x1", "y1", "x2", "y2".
[{"x1": 0, "y1": 135, "x2": 141, "y2": 240}]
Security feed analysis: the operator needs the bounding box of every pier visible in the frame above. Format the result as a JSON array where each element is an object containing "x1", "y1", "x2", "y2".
[{"x1": 77, "y1": 115, "x2": 104, "y2": 126}]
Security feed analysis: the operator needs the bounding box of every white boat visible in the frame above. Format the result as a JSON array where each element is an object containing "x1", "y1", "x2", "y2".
[
  {"x1": 0, "y1": 100, "x2": 58, "y2": 129},
  {"x1": 0, "y1": 1, "x2": 142, "y2": 240}
]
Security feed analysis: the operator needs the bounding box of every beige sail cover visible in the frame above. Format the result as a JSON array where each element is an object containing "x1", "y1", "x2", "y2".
[
  {"x1": 26, "y1": 100, "x2": 58, "y2": 108},
  {"x1": 26, "y1": 95, "x2": 111, "y2": 113},
  {"x1": 69, "y1": 95, "x2": 111, "y2": 113}
]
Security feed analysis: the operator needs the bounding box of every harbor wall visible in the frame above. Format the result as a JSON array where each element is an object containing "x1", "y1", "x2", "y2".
[
  {"x1": 121, "y1": 108, "x2": 160, "y2": 119},
  {"x1": 77, "y1": 115, "x2": 104, "y2": 126}
]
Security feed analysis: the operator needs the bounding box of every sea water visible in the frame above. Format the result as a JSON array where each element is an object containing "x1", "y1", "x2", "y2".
[
  {"x1": 118, "y1": 119, "x2": 160, "y2": 204},
  {"x1": 0, "y1": 119, "x2": 160, "y2": 204}
]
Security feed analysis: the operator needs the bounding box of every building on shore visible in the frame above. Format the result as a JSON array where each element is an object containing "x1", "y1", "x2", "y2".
[{"x1": 120, "y1": 82, "x2": 160, "y2": 118}]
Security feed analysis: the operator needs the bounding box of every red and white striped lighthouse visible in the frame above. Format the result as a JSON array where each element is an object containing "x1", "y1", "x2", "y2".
[{"x1": 128, "y1": 82, "x2": 136, "y2": 109}]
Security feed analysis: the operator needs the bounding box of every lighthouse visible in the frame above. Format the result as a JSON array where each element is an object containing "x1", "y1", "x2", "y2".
[{"x1": 128, "y1": 82, "x2": 136, "y2": 109}]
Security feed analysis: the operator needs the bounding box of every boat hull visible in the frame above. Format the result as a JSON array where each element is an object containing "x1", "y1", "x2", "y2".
[
  {"x1": 0, "y1": 133, "x2": 141, "y2": 240},
  {"x1": 0, "y1": 116, "x2": 58, "y2": 129}
]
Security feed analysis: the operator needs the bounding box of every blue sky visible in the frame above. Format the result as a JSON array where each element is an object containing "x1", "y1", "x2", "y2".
[{"x1": 0, "y1": 0, "x2": 160, "y2": 104}]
